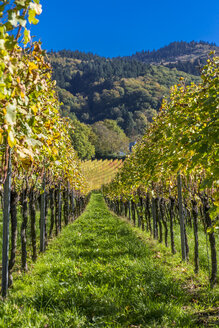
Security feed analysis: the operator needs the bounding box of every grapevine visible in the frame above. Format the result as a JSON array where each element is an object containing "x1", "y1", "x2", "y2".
[
  {"x1": 104, "y1": 55, "x2": 219, "y2": 286},
  {"x1": 0, "y1": 0, "x2": 87, "y2": 297}
]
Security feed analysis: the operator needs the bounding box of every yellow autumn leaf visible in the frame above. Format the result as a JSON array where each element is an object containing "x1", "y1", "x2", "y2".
[
  {"x1": 17, "y1": 147, "x2": 34, "y2": 160},
  {"x1": 53, "y1": 132, "x2": 60, "y2": 139},
  {"x1": 30, "y1": 104, "x2": 38, "y2": 115},
  {"x1": 17, "y1": 148, "x2": 34, "y2": 170},
  {"x1": 20, "y1": 91, "x2": 25, "y2": 98},
  {"x1": 11, "y1": 89, "x2": 16, "y2": 98},
  {"x1": 16, "y1": 149, "x2": 26, "y2": 159},
  {"x1": 7, "y1": 130, "x2": 16, "y2": 147},
  {"x1": 21, "y1": 156, "x2": 33, "y2": 169},
  {"x1": 0, "y1": 93, "x2": 6, "y2": 100},
  {"x1": 44, "y1": 121, "x2": 51, "y2": 129},
  {"x1": 52, "y1": 147, "x2": 58, "y2": 155},
  {"x1": 47, "y1": 139, "x2": 53, "y2": 146},
  {"x1": 0, "y1": 130, "x2": 3, "y2": 144},
  {"x1": 28, "y1": 62, "x2": 38, "y2": 73}
]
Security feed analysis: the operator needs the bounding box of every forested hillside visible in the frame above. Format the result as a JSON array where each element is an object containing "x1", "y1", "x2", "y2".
[
  {"x1": 130, "y1": 41, "x2": 219, "y2": 75},
  {"x1": 49, "y1": 48, "x2": 201, "y2": 138}
]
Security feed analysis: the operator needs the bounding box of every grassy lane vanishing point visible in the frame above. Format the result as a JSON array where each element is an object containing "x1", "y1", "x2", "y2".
[{"x1": 0, "y1": 193, "x2": 217, "y2": 327}]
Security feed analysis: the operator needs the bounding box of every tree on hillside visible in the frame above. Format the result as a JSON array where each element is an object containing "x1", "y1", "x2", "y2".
[
  {"x1": 92, "y1": 120, "x2": 129, "y2": 158},
  {"x1": 70, "y1": 119, "x2": 96, "y2": 160}
]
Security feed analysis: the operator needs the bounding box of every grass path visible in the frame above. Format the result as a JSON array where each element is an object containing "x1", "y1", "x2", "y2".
[{"x1": 0, "y1": 193, "x2": 207, "y2": 327}]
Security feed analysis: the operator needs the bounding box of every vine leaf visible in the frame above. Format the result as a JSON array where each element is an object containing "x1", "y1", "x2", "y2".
[
  {"x1": 24, "y1": 28, "x2": 30, "y2": 45},
  {"x1": 8, "y1": 130, "x2": 16, "y2": 148},
  {"x1": 8, "y1": 12, "x2": 19, "y2": 27},
  {"x1": 5, "y1": 104, "x2": 16, "y2": 125},
  {"x1": 28, "y1": 9, "x2": 39, "y2": 25}
]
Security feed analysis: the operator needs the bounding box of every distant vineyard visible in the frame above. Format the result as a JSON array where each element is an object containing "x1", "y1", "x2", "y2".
[{"x1": 81, "y1": 159, "x2": 123, "y2": 192}]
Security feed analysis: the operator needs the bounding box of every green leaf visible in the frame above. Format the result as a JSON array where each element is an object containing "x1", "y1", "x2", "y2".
[
  {"x1": 8, "y1": 11, "x2": 19, "y2": 27},
  {"x1": 5, "y1": 103, "x2": 16, "y2": 125},
  {"x1": 207, "y1": 227, "x2": 214, "y2": 234},
  {"x1": 26, "y1": 137, "x2": 42, "y2": 147},
  {"x1": 0, "y1": 4, "x2": 7, "y2": 17},
  {"x1": 0, "y1": 26, "x2": 6, "y2": 38},
  {"x1": 28, "y1": 9, "x2": 39, "y2": 25},
  {"x1": 17, "y1": 16, "x2": 26, "y2": 27},
  {"x1": 8, "y1": 130, "x2": 16, "y2": 148},
  {"x1": 0, "y1": 39, "x2": 5, "y2": 50},
  {"x1": 24, "y1": 28, "x2": 30, "y2": 45},
  {"x1": 4, "y1": 36, "x2": 17, "y2": 50},
  {"x1": 15, "y1": 0, "x2": 26, "y2": 6}
]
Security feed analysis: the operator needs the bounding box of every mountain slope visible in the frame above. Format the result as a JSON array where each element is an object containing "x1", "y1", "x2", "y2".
[
  {"x1": 129, "y1": 41, "x2": 219, "y2": 75},
  {"x1": 49, "y1": 46, "x2": 201, "y2": 138}
]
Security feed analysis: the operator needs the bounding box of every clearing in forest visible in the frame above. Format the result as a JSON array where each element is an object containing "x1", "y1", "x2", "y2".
[{"x1": 0, "y1": 193, "x2": 216, "y2": 327}]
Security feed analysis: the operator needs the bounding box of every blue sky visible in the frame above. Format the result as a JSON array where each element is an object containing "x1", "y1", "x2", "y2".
[{"x1": 31, "y1": 0, "x2": 219, "y2": 57}]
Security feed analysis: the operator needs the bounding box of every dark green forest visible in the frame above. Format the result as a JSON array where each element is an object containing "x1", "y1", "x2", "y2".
[
  {"x1": 48, "y1": 41, "x2": 218, "y2": 158},
  {"x1": 130, "y1": 40, "x2": 219, "y2": 75}
]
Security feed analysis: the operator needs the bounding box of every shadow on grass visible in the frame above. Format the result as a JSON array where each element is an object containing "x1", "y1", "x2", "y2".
[{"x1": 1, "y1": 193, "x2": 194, "y2": 328}]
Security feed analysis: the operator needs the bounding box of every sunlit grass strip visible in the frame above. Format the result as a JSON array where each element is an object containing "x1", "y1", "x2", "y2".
[{"x1": 0, "y1": 193, "x2": 208, "y2": 327}]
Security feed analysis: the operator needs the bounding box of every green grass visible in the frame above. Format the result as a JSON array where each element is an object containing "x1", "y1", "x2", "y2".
[
  {"x1": 0, "y1": 206, "x2": 44, "y2": 279},
  {"x1": 0, "y1": 193, "x2": 218, "y2": 327},
  {"x1": 127, "y1": 204, "x2": 219, "y2": 278},
  {"x1": 166, "y1": 221, "x2": 218, "y2": 275}
]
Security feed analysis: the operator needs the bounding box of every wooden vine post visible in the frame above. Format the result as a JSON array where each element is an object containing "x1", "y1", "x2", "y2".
[
  {"x1": 58, "y1": 183, "x2": 62, "y2": 232},
  {"x1": 191, "y1": 199, "x2": 199, "y2": 273},
  {"x1": 202, "y1": 195, "x2": 217, "y2": 287},
  {"x1": 152, "y1": 197, "x2": 157, "y2": 239},
  {"x1": 71, "y1": 190, "x2": 74, "y2": 221},
  {"x1": 40, "y1": 172, "x2": 46, "y2": 252},
  {"x1": 128, "y1": 200, "x2": 131, "y2": 221},
  {"x1": 2, "y1": 147, "x2": 11, "y2": 297},
  {"x1": 177, "y1": 172, "x2": 186, "y2": 261}
]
